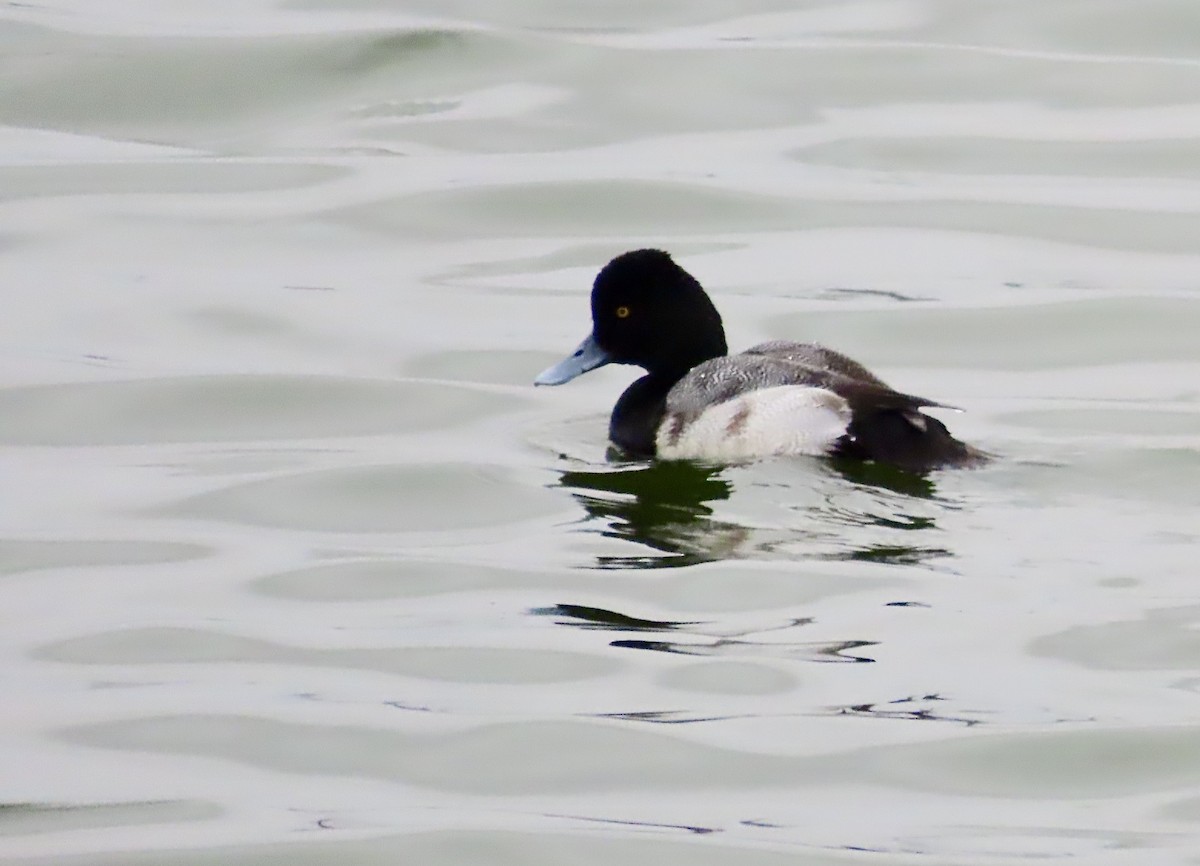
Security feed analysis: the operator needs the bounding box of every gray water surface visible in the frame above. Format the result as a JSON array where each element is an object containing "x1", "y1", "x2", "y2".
[{"x1": 2, "y1": 1, "x2": 1200, "y2": 864}]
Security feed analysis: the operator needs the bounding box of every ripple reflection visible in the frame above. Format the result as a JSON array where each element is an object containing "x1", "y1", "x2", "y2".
[{"x1": 556, "y1": 457, "x2": 957, "y2": 569}]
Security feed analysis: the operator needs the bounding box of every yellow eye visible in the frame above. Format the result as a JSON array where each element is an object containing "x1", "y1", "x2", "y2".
[{"x1": 615, "y1": 305, "x2": 631, "y2": 319}]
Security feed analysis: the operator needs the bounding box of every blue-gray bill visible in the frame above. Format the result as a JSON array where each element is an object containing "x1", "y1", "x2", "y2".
[{"x1": 534, "y1": 333, "x2": 611, "y2": 385}]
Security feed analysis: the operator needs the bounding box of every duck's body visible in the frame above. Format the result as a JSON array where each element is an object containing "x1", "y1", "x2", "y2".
[{"x1": 535, "y1": 250, "x2": 984, "y2": 472}]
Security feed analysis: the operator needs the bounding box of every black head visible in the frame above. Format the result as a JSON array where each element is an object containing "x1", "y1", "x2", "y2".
[{"x1": 590, "y1": 249, "x2": 727, "y2": 376}]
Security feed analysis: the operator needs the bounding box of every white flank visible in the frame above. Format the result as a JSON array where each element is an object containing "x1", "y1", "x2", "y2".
[{"x1": 656, "y1": 385, "x2": 852, "y2": 461}]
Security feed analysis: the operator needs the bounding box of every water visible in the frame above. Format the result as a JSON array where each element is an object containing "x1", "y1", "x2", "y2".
[{"x1": 2, "y1": 1, "x2": 1199, "y2": 863}]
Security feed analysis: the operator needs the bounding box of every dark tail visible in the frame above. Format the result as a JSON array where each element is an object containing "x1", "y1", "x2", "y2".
[{"x1": 834, "y1": 409, "x2": 988, "y2": 473}]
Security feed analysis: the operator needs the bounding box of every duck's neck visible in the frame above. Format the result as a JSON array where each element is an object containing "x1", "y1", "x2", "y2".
[
  {"x1": 610, "y1": 340, "x2": 728, "y2": 458},
  {"x1": 608, "y1": 373, "x2": 679, "y2": 458}
]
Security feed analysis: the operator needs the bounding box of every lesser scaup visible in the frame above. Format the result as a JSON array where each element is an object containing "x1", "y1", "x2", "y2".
[{"x1": 535, "y1": 249, "x2": 985, "y2": 472}]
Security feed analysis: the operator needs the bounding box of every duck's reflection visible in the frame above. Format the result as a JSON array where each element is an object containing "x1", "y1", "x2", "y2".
[
  {"x1": 533, "y1": 603, "x2": 879, "y2": 665},
  {"x1": 557, "y1": 460, "x2": 736, "y2": 568},
  {"x1": 556, "y1": 457, "x2": 953, "y2": 569},
  {"x1": 828, "y1": 455, "x2": 938, "y2": 499}
]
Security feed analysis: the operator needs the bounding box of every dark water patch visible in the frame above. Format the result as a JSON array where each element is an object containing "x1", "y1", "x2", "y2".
[
  {"x1": 59, "y1": 712, "x2": 1200, "y2": 807},
  {"x1": 349, "y1": 97, "x2": 459, "y2": 118},
  {"x1": 1, "y1": 826, "x2": 844, "y2": 866},
  {"x1": 423, "y1": 240, "x2": 743, "y2": 291},
  {"x1": 833, "y1": 694, "x2": 983, "y2": 727},
  {"x1": 151, "y1": 449, "x2": 330, "y2": 477},
  {"x1": 542, "y1": 812, "x2": 719, "y2": 835},
  {"x1": 170, "y1": 462, "x2": 561, "y2": 533},
  {"x1": 285, "y1": 0, "x2": 782, "y2": 32},
  {"x1": 842, "y1": 512, "x2": 937, "y2": 531},
  {"x1": 405, "y1": 348, "x2": 555, "y2": 385},
  {"x1": 0, "y1": 26, "x2": 524, "y2": 140},
  {"x1": 331, "y1": 29, "x2": 472, "y2": 76},
  {"x1": 593, "y1": 693, "x2": 978, "y2": 726},
  {"x1": 916, "y1": 201, "x2": 1200, "y2": 255},
  {"x1": 795, "y1": 137, "x2": 1200, "y2": 180},
  {"x1": 185, "y1": 305, "x2": 302, "y2": 339},
  {"x1": 1157, "y1": 791, "x2": 1200, "y2": 822},
  {"x1": 658, "y1": 659, "x2": 799, "y2": 695},
  {"x1": 0, "y1": 375, "x2": 518, "y2": 446},
  {"x1": 35, "y1": 626, "x2": 616, "y2": 684},
  {"x1": 590, "y1": 549, "x2": 717, "y2": 569},
  {"x1": 533, "y1": 603, "x2": 699, "y2": 632},
  {"x1": 540, "y1": 603, "x2": 859, "y2": 669},
  {"x1": 57, "y1": 714, "x2": 819, "y2": 795},
  {"x1": 818, "y1": 287, "x2": 934, "y2": 303},
  {"x1": 591, "y1": 710, "x2": 739, "y2": 725},
  {"x1": 998, "y1": 407, "x2": 1199, "y2": 437},
  {"x1": 777, "y1": 297, "x2": 1200, "y2": 371},
  {"x1": 988, "y1": 446, "x2": 1200, "y2": 513},
  {"x1": 610, "y1": 636, "x2": 876, "y2": 664},
  {"x1": 0, "y1": 539, "x2": 211, "y2": 576},
  {"x1": 846, "y1": 724, "x2": 1200, "y2": 799},
  {"x1": 252, "y1": 558, "x2": 530, "y2": 601},
  {"x1": 956, "y1": 0, "x2": 1200, "y2": 57},
  {"x1": 0, "y1": 799, "x2": 220, "y2": 836},
  {"x1": 340, "y1": 180, "x2": 801, "y2": 239},
  {"x1": 827, "y1": 544, "x2": 953, "y2": 566},
  {"x1": 1030, "y1": 604, "x2": 1200, "y2": 671},
  {"x1": 1050, "y1": 447, "x2": 1199, "y2": 507},
  {"x1": 0, "y1": 163, "x2": 348, "y2": 202},
  {"x1": 254, "y1": 556, "x2": 892, "y2": 612}
]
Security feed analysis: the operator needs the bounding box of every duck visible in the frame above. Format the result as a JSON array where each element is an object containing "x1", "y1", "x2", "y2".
[{"x1": 534, "y1": 249, "x2": 985, "y2": 472}]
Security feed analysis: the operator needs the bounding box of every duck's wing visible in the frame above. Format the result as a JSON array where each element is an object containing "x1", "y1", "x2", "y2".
[
  {"x1": 742, "y1": 341, "x2": 889, "y2": 388},
  {"x1": 665, "y1": 354, "x2": 946, "y2": 422},
  {"x1": 663, "y1": 354, "x2": 826, "y2": 420},
  {"x1": 742, "y1": 342, "x2": 961, "y2": 413}
]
